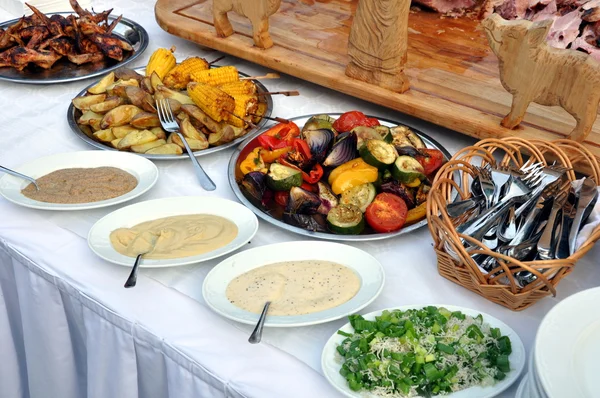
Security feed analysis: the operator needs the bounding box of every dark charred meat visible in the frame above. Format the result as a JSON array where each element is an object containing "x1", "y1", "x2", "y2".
[{"x1": 0, "y1": 0, "x2": 133, "y2": 72}]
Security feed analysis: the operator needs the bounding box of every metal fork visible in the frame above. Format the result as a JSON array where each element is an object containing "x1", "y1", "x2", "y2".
[
  {"x1": 474, "y1": 166, "x2": 495, "y2": 209},
  {"x1": 156, "y1": 99, "x2": 216, "y2": 191}
]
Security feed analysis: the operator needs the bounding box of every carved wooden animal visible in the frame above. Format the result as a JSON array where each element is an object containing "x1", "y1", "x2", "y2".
[
  {"x1": 213, "y1": 0, "x2": 281, "y2": 49},
  {"x1": 345, "y1": 0, "x2": 411, "y2": 93},
  {"x1": 482, "y1": 14, "x2": 600, "y2": 142}
]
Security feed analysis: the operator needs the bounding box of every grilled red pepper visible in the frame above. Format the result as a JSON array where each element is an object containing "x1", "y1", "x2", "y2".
[
  {"x1": 257, "y1": 122, "x2": 300, "y2": 150},
  {"x1": 278, "y1": 155, "x2": 324, "y2": 184},
  {"x1": 332, "y1": 111, "x2": 380, "y2": 132}
]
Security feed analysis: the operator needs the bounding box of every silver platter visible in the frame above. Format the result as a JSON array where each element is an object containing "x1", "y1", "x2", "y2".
[
  {"x1": 67, "y1": 68, "x2": 273, "y2": 160},
  {"x1": 0, "y1": 13, "x2": 148, "y2": 84},
  {"x1": 228, "y1": 113, "x2": 453, "y2": 242}
]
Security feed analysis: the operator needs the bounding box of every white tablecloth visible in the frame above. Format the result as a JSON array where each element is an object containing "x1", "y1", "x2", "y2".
[{"x1": 1, "y1": 2, "x2": 599, "y2": 397}]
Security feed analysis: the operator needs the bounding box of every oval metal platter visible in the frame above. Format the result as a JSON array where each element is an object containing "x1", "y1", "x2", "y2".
[
  {"x1": 0, "y1": 13, "x2": 148, "y2": 84},
  {"x1": 67, "y1": 68, "x2": 273, "y2": 160},
  {"x1": 228, "y1": 113, "x2": 453, "y2": 242}
]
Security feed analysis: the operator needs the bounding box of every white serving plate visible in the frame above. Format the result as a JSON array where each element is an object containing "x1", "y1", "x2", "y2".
[
  {"x1": 0, "y1": 151, "x2": 158, "y2": 210},
  {"x1": 528, "y1": 347, "x2": 547, "y2": 398},
  {"x1": 322, "y1": 305, "x2": 526, "y2": 398},
  {"x1": 88, "y1": 196, "x2": 259, "y2": 267},
  {"x1": 202, "y1": 241, "x2": 385, "y2": 327},
  {"x1": 535, "y1": 287, "x2": 600, "y2": 398}
]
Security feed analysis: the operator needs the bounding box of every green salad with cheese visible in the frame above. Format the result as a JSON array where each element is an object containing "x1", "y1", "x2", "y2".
[{"x1": 335, "y1": 307, "x2": 512, "y2": 397}]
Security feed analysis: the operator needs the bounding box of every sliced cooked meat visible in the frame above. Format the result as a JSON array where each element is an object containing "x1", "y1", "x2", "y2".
[
  {"x1": 571, "y1": 25, "x2": 600, "y2": 60},
  {"x1": 67, "y1": 52, "x2": 104, "y2": 64},
  {"x1": 492, "y1": 0, "x2": 530, "y2": 19},
  {"x1": 530, "y1": 0, "x2": 558, "y2": 20},
  {"x1": 413, "y1": 0, "x2": 476, "y2": 13},
  {"x1": 546, "y1": 9, "x2": 582, "y2": 48},
  {"x1": 582, "y1": 6, "x2": 600, "y2": 21},
  {"x1": 529, "y1": 0, "x2": 552, "y2": 8}
]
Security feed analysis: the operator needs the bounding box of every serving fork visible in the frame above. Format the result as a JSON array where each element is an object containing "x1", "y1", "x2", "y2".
[{"x1": 156, "y1": 99, "x2": 216, "y2": 191}]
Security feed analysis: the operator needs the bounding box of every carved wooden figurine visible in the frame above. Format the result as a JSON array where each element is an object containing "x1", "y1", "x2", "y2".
[
  {"x1": 213, "y1": 0, "x2": 282, "y2": 49},
  {"x1": 345, "y1": 0, "x2": 411, "y2": 93},
  {"x1": 482, "y1": 14, "x2": 600, "y2": 142}
]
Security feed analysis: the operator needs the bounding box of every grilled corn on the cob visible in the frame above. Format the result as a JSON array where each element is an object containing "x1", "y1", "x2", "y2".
[
  {"x1": 191, "y1": 66, "x2": 239, "y2": 86},
  {"x1": 219, "y1": 80, "x2": 257, "y2": 96},
  {"x1": 187, "y1": 82, "x2": 234, "y2": 123},
  {"x1": 228, "y1": 95, "x2": 258, "y2": 127},
  {"x1": 146, "y1": 46, "x2": 176, "y2": 80},
  {"x1": 163, "y1": 57, "x2": 209, "y2": 90}
]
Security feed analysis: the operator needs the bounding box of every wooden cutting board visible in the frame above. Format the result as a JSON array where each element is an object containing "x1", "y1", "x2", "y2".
[{"x1": 155, "y1": 0, "x2": 600, "y2": 168}]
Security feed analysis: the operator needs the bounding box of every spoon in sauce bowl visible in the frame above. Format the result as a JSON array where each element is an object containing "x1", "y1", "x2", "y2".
[
  {"x1": 0, "y1": 165, "x2": 39, "y2": 190},
  {"x1": 123, "y1": 232, "x2": 158, "y2": 288},
  {"x1": 248, "y1": 301, "x2": 271, "y2": 344}
]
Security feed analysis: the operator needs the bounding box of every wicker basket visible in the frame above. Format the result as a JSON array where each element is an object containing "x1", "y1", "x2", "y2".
[{"x1": 427, "y1": 137, "x2": 600, "y2": 311}]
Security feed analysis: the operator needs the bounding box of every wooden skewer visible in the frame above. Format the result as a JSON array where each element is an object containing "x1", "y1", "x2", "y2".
[
  {"x1": 257, "y1": 90, "x2": 300, "y2": 97},
  {"x1": 249, "y1": 113, "x2": 291, "y2": 124},
  {"x1": 208, "y1": 55, "x2": 226, "y2": 65},
  {"x1": 240, "y1": 73, "x2": 280, "y2": 81},
  {"x1": 225, "y1": 111, "x2": 257, "y2": 129}
]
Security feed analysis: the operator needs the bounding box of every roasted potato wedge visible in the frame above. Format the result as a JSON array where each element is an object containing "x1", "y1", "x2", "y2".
[
  {"x1": 145, "y1": 143, "x2": 183, "y2": 155},
  {"x1": 117, "y1": 129, "x2": 157, "y2": 150},
  {"x1": 150, "y1": 72, "x2": 163, "y2": 92},
  {"x1": 130, "y1": 139, "x2": 167, "y2": 153},
  {"x1": 180, "y1": 117, "x2": 205, "y2": 141},
  {"x1": 101, "y1": 105, "x2": 143, "y2": 129},
  {"x1": 72, "y1": 94, "x2": 106, "y2": 111},
  {"x1": 114, "y1": 67, "x2": 143, "y2": 82},
  {"x1": 78, "y1": 111, "x2": 104, "y2": 126},
  {"x1": 155, "y1": 85, "x2": 194, "y2": 105},
  {"x1": 168, "y1": 133, "x2": 209, "y2": 151},
  {"x1": 208, "y1": 127, "x2": 235, "y2": 146},
  {"x1": 111, "y1": 138, "x2": 122, "y2": 148},
  {"x1": 150, "y1": 127, "x2": 167, "y2": 140},
  {"x1": 125, "y1": 86, "x2": 156, "y2": 113},
  {"x1": 164, "y1": 98, "x2": 182, "y2": 114},
  {"x1": 112, "y1": 125, "x2": 140, "y2": 139},
  {"x1": 107, "y1": 79, "x2": 139, "y2": 96},
  {"x1": 141, "y1": 76, "x2": 154, "y2": 94},
  {"x1": 93, "y1": 128, "x2": 115, "y2": 142},
  {"x1": 90, "y1": 96, "x2": 126, "y2": 114},
  {"x1": 180, "y1": 104, "x2": 238, "y2": 137},
  {"x1": 130, "y1": 112, "x2": 161, "y2": 129},
  {"x1": 88, "y1": 72, "x2": 115, "y2": 94}
]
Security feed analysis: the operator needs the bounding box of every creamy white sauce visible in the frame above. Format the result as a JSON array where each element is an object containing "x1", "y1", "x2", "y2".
[{"x1": 226, "y1": 260, "x2": 361, "y2": 316}]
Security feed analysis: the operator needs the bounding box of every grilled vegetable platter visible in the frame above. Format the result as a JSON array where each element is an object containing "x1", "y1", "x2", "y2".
[
  {"x1": 229, "y1": 112, "x2": 451, "y2": 241},
  {"x1": 68, "y1": 47, "x2": 272, "y2": 159},
  {"x1": 0, "y1": 1, "x2": 148, "y2": 84}
]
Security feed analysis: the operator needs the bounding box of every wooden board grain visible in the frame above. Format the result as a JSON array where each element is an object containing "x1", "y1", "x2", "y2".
[{"x1": 155, "y1": 0, "x2": 600, "y2": 168}]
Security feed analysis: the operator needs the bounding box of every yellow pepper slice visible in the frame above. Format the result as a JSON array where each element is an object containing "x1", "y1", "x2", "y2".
[
  {"x1": 260, "y1": 146, "x2": 291, "y2": 163},
  {"x1": 405, "y1": 202, "x2": 427, "y2": 225},
  {"x1": 240, "y1": 147, "x2": 268, "y2": 175},
  {"x1": 329, "y1": 159, "x2": 376, "y2": 186},
  {"x1": 406, "y1": 178, "x2": 422, "y2": 188},
  {"x1": 329, "y1": 159, "x2": 379, "y2": 195}
]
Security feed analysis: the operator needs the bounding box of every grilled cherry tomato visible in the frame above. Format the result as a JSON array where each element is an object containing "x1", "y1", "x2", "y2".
[
  {"x1": 332, "y1": 111, "x2": 380, "y2": 132},
  {"x1": 415, "y1": 149, "x2": 444, "y2": 176},
  {"x1": 274, "y1": 191, "x2": 290, "y2": 207},
  {"x1": 365, "y1": 193, "x2": 408, "y2": 233}
]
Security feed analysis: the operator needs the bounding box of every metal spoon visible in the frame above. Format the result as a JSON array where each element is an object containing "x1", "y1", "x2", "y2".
[
  {"x1": 124, "y1": 253, "x2": 144, "y2": 288},
  {"x1": 248, "y1": 301, "x2": 271, "y2": 344},
  {"x1": 0, "y1": 165, "x2": 39, "y2": 190},
  {"x1": 569, "y1": 178, "x2": 599, "y2": 255}
]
